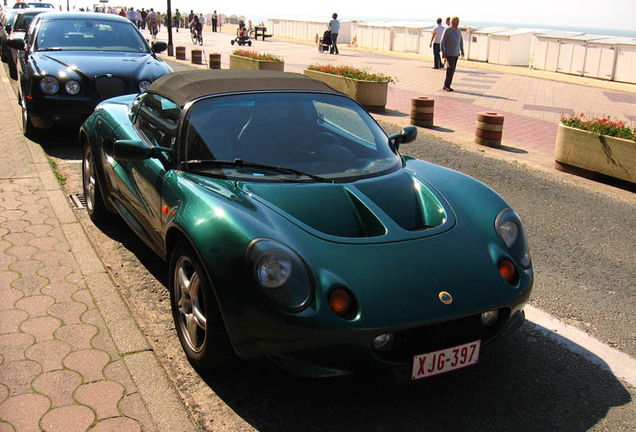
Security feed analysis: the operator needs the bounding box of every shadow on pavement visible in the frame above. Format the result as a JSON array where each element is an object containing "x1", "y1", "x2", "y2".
[
  {"x1": 34, "y1": 125, "x2": 82, "y2": 160},
  {"x1": 426, "y1": 125, "x2": 455, "y2": 133},
  {"x1": 499, "y1": 144, "x2": 529, "y2": 154},
  {"x1": 202, "y1": 325, "x2": 632, "y2": 432},
  {"x1": 451, "y1": 90, "x2": 516, "y2": 101}
]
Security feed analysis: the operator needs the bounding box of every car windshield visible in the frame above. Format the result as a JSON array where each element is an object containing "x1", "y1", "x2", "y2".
[
  {"x1": 13, "y1": 12, "x2": 40, "y2": 32},
  {"x1": 181, "y1": 92, "x2": 401, "y2": 182},
  {"x1": 5, "y1": 11, "x2": 20, "y2": 25},
  {"x1": 35, "y1": 18, "x2": 150, "y2": 52}
]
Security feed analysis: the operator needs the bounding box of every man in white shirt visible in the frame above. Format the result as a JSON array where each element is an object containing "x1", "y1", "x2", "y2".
[
  {"x1": 429, "y1": 17, "x2": 444, "y2": 69},
  {"x1": 328, "y1": 13, "x2": 340, "y2": 55}
]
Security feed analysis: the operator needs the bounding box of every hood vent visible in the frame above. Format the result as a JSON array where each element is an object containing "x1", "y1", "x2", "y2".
[
  {"x1": 355, "y1": 172, "x2": 446, "y2": 231},
  {"x1": 243, "y1": 171, "x2": 448, "y2": 240}
]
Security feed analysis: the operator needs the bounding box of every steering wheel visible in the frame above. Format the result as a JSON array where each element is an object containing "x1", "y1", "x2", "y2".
[{"x1": 298, "y1": 132, "x2": 343, "y2": 155}]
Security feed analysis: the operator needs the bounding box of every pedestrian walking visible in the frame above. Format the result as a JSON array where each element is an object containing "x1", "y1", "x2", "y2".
[
  {"x1": 440, "y1": 16, "x2": 464, "y2": 91},
  {"x1": 136, "y1": 9, "x2": 143, "y2": 28},
  {"x1": 328, "y1": 13, "x2": 339, "y2": 55},
  {"x1": 127, "y1": 7, "x2": 137, "y2": 24},
  {"x1": 212, "y1": 10, "x2": 218, "y2": 32},
  {"x1": 174, "y1": 8, "x2": 181, "y2": 31},
  {"x1": 430, "y1": 17, "x2": 444, "y2": 69},
  {"x1": 140, "y1": 8, "x2": 147, "y2": 29}
]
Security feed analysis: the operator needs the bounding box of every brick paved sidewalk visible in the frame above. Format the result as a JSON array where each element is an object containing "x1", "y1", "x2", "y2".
[{"x1": 0, "y1": 70, "x2": 197, "y2": 430}]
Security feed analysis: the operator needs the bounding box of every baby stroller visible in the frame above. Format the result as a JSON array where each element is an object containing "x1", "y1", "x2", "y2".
[
  {"x1": 231, "y1": 20, "x2": 252, "y2": 46},
  {"x1": 317, "y1": 30, "x2": 331, "y2": 53}
]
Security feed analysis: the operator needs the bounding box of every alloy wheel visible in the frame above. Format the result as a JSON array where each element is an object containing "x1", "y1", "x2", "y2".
[{"x1": 174, "y1": 255, "x2": 207, "y2": 353}]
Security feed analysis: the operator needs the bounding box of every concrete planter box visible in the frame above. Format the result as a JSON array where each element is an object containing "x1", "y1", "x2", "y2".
[
  {"x1": 229, "y1": 54, "x2": 284, "y2": 71},
  {"x1": 303, "y1": 69, "x2": 388, "y2": 112},
  {"x1": 554, "y1": 123, "x2": 636, "y2": 183}
]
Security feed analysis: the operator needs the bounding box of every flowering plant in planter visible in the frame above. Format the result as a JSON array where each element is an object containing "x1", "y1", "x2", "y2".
[
  {"x1": 307, "y1": 64, "x2": 394, "y2": 83},
  {"x1": 560, "y1": 113, "x2": 635, "y2": 142},
  {"x1": 232, "y1": 50, "x2": 283, "y2": 62},
  {"x1": 555, "y1": 113, "x2": 636, "y2": 183}
]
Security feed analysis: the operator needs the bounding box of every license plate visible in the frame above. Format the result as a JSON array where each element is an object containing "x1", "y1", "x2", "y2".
[{"x1": 411, "y1": 340, "x2": 481, "y2": 380}]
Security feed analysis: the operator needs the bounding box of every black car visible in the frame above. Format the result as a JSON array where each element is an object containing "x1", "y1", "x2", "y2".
[
  {"x1": 5, "y1": 8, "x2": 48, "y2": 79},
  {"x1": 0, "y1": 9, "x2": 20, "y2": 63},
  {"x1": 8, "y1": 12, "x2": 171, "y2": 136},
  {"x1": 12, "y1": 2, "x2": 55, "y2": 8}
]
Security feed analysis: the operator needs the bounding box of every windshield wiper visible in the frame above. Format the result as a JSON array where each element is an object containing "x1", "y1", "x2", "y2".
[
  {"x1": 38, "y1": 47, "x2": 64, "y2": 51},
  {"x1": 184, "y1": 159, "x2": 333, "y2": 183}
]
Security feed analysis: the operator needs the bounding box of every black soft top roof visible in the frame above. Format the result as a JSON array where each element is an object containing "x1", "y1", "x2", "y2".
[{"x1": 147, "y1": 69, "x2": 340, "y2": 107}]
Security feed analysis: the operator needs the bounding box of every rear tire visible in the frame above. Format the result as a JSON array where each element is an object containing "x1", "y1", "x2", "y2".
[
  {"x1": 169, "y1": 242, "x2": 235, "y2": 371},
  {"x1": 247, "y1": 41, "x2": 251, "y2": 47},
  {"x1": 82, "y1": 144, "x2": 109, "y2": 223}
]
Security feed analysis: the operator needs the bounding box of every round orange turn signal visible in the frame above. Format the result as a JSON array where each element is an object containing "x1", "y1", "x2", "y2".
[
  {"x1": 329, "y1": 288, "x2": 354, "y2": 319},
  {"x1": 498, "y1": 259, "x2": 518, "y2": 285}
]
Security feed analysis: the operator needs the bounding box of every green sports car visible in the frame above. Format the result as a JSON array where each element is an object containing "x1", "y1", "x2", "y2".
[{"x1": 80, "y1": 69, "x2": 533, "y2": 380}]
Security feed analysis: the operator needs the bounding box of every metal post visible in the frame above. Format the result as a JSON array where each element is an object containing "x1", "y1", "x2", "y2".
[{"x1": 166, "y1": 0, "x2": 174, "y2": 56}]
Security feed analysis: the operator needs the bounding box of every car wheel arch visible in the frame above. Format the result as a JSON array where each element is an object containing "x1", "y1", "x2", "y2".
[
  {"x1": 165, "y1": 225, "x2": 247, "y2": 317},
  {"x1": 167, "y1": 235, "x2": 237, "y2": 369},
  {"x1": 81, "y1": 134, "x2": 118, "y2": 217}
]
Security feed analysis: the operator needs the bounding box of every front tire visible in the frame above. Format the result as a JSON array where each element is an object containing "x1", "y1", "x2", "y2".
[
  {"x1": 8, "y1": 58, "x2": 17, "y2": 80},
  {"x1": 82, "y1": 144, "x2": 108, "y2": 223},
  {"x1": 20, "y1": 93, "x2": 36, "y2": 138},
  {"x1": 169, "y1": 242, "x2": 235, "y2": 371}
]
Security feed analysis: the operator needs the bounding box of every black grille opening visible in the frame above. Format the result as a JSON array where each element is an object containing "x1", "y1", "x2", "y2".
[
  {"x1": 376, "y1": 308, "x2": 511, "y2": 363},
  {"x1": 95, "y1": 75, "x2": 126, "y2": 100}
]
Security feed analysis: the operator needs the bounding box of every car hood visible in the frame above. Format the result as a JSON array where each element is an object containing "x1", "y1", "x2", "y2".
[
  {"x1": 30, "y1": 51, "x2": 168, "y2": 78},
  {"x1": 239, "y1": 169, "x2": 456, "y2": 244}
]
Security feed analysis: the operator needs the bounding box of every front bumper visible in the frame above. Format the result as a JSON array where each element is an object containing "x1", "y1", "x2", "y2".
[
  {"x1": 223, "y1": 272, "x2": 532, "y2": 378},
  {"x1": 266, "y1": 306, "x2": 528, "y2": 378},
  {"x1": 26, "y1": 94, "x2": 100, "y2": 128}
]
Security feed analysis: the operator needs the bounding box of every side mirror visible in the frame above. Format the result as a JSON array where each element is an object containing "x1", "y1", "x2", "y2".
[
  {"x1": 388, "y1": 126, "x2": 418, "y2": 151},
  {"x1": 113, "y1": 139, "x2": 172, "y2": 161},
  {"x1": 152, "y1": 41, "x2": 168, "y2": 53},
  {"x1": 7, "y1": 37, "x2": 26, "y2": 51}
]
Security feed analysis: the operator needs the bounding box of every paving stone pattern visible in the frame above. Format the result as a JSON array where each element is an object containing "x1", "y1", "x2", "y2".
[{"x1": 0, "y1": 80, "x2": 156, "y2": 431}]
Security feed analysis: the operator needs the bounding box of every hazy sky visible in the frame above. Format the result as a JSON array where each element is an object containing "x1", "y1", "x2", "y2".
[{"x1": 64, "y1": 0, "x2": 635, "y2": 33}]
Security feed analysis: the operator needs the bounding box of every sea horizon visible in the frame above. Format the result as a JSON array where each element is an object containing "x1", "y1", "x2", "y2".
[{"x1": 238, "y1": 13, "x2": 636, "y2": 39}]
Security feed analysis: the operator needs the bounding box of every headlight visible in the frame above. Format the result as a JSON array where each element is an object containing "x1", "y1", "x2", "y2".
[
  {"x1": 40, "y1": 76, "x2": 59, "y2": 94},
  {"x1": 138, "y1": 80, "x2": 152, "y2": 92},
  {"x1": 247, "y1": 239, "x2": 313, "y2": 312},
  {"x1": 65, "y1": 80, "x2": 80, "y2": 95},
  {"x1": 495, "y1": 208, "x2": 531, "y2": 268}
]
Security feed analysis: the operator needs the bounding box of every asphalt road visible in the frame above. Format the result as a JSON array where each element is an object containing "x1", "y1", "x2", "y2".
[{"x1": 5, "y1": 60, "x2": 635, "y2": 430}]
